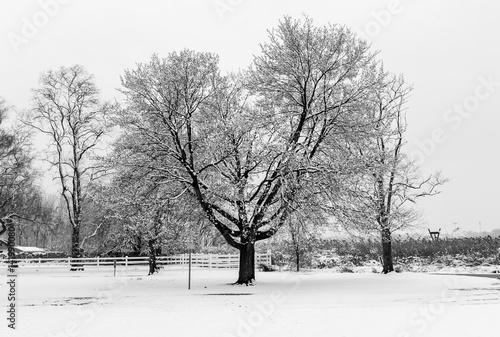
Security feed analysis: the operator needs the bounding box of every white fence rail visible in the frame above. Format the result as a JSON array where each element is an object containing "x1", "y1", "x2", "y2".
[{"x1": 0, "y1": 252, "x2": 272, "y2": 270}]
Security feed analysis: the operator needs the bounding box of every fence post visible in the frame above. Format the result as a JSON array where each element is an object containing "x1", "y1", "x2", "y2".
[
  {"x1": 125, "y1": 256, "x2": 128, "y2": 273},
  {"x1": 209, "y1": 254, "x2": 212, "y2": 270},
  {"x1": 97, "y1": 256, "x2": 100, "y2": 272},
  {"x1": 68, "y1": 257, "x2": 71, "y2": 268}
]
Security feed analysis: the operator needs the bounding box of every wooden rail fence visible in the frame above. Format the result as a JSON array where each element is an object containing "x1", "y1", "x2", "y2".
[{"x1": 0, "y1": 252, "x2": 272, "y2": 270}]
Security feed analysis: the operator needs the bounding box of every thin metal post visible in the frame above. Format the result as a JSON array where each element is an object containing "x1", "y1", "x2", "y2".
[{"x1": 188, "y1": 251, "x2": 192, "y2": 290}]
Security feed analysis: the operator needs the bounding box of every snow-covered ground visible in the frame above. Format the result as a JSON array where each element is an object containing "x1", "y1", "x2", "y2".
[{"x1": 1, "y1": 266, "x2": 500, "y2": 337}]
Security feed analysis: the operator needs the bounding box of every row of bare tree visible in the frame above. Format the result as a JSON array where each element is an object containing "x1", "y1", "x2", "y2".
[{"x1": 1, "y1": 16, "x2": 445, "y2": 283}]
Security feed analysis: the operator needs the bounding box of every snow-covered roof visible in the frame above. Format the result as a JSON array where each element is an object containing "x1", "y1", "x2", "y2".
[
  {"x1": 15, "y1": 246, "x2": 46, "y2": 253},
  {"x1": 0, "y1": 238, "x2": 46, "y2": 253}
]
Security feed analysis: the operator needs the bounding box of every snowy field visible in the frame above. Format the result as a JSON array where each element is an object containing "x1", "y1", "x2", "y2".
[{"x1": 1, "y1": 266, "x2": 500, "y2": 337}]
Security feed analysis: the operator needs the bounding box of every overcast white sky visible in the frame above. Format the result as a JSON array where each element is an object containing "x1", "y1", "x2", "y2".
[{"x1": 1, "y1": 0, "x2": 499, "y2": 235}]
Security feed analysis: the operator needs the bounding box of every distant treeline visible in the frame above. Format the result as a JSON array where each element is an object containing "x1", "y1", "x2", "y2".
[{"x1": 271, "y1": 235, "x2": 500, "y2": 270}]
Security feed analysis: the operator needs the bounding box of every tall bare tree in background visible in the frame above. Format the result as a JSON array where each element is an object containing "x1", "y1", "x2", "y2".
[
  {"x1": 0, "y1": 97, "x2": 38, "y2": 237},
  {"x1": 283, "y1": 206, "x2": 324, "y2": 272},
  {"x1": 0, "y1": 97, "x2": 19, "y2": 233},
  {"x1": 23, "y1": 65, "x2": 115, "y2": 262},
  {"x1": 334, "y1": 75, "x2": 447, "y2": 273}
]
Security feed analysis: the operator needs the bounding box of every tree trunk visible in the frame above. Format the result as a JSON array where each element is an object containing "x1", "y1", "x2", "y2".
[
  {"x1": 235, "y1": 242, "x2": 255, "y2": 285},
  {"x1": 381, "y1": 227, "x2": 394, "y2": 274},
  {"x1": 296, "y1": 249, "x2": 300, "y2": 272},
  {"x1": 148, "y1": 239, "x2": 159, "y2": 275},
  {"x1": 70, "y1": 225, "x2": 84, "y2": 271}
]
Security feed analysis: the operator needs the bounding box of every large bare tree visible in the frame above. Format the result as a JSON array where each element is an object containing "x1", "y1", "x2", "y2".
[
  {"x1": 89, "y1": 169, "x2": 195, "y2": 275},
  {"x1": 118, "y1": 16, "x2": 384, "y2": 284},
  {"x1": 24, "y1": 65, "x2": 115, "y2": 262}
]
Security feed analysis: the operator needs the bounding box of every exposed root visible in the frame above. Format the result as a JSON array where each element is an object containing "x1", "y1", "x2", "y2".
[{"x1": 233, "y1": 279, "x2": 256, "y2": 286}]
